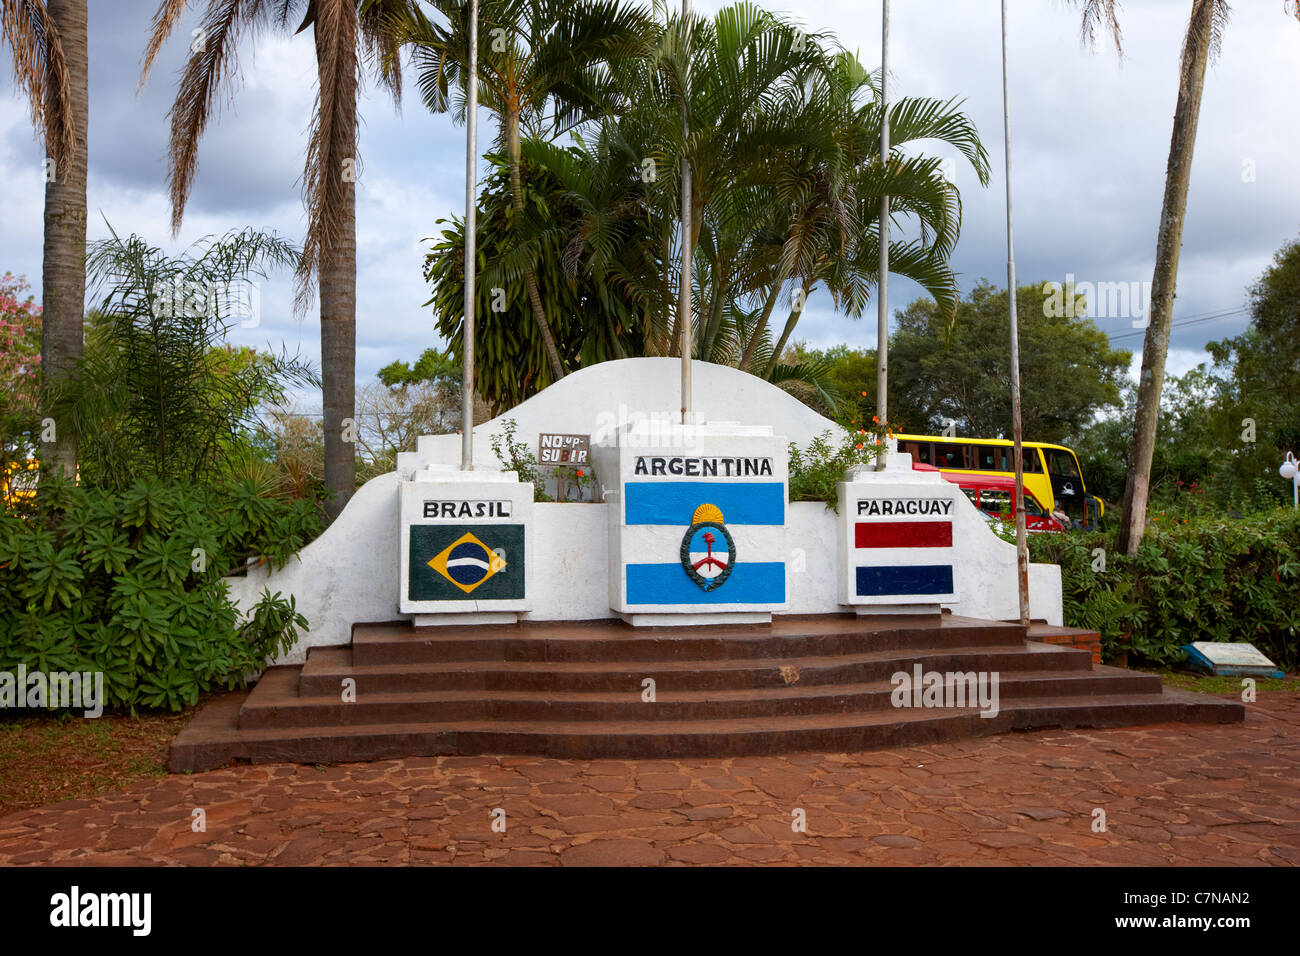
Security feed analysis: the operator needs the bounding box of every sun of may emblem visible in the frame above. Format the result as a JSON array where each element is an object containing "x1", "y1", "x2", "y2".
[
  {"x1": 428, "y1": 531, "x2": 507, "y2": 594},
  {"x1": 680, "y1": 503, "x2": 735, "y2": 592}
]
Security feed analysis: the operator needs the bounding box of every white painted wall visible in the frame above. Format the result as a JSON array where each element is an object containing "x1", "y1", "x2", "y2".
[
  {"x1": 404, "y1": 357, "x2": 842, "y2": 485},
  {"x1": 226, "y1": 495, "x2": 1061, "y2": 665},
  {"x1": 221, "y1": 358, "x2": 1063, "y2": 665}
]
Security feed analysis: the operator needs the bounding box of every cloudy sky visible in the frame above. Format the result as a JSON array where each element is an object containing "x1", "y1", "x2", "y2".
[{"x1": 2, "y1": 0, "x2": 1297, "y2": 401}]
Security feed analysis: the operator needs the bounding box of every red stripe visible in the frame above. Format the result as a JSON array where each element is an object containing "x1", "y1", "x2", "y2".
[{"x1": 855, "y1": 521, "x2": 952, "y2": 548}]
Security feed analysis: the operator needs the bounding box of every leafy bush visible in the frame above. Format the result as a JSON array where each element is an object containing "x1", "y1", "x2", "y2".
[
  {"x1": 788, "y1": 429, "x2": 882, "y2": 511},
  {"x1": 1030, "y1": 508, "x2": 1300, "y2": 669},
  {"x1": 53, "y1": 226, "x2": 316, "y2": 491},
  {"x1": 0, "y1": 475, "x2": 320, "y2": 711},
  {"x1": 490, "y1": 418, "x2": 551, "y2": 502}
]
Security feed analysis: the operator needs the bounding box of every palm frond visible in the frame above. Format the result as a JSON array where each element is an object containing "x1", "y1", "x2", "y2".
[{"x1": 2, "y1": 0, "x2": 74, "y2": 164}]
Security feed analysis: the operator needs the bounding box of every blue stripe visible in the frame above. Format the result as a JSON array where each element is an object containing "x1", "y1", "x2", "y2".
[
  {"x1": 624, "y1": 482, "x2": 785, "y2": 525},
  {"x1": 856, "y1": 565, "x2": 954, "y2": 596},
  {"x1": 627, "y1": 562, "x2": 786, "y2": 605}
]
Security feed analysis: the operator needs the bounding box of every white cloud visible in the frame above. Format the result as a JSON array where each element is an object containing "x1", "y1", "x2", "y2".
[{"x1": 1, "y1": 0, "x2": 1294, "y2": 394}]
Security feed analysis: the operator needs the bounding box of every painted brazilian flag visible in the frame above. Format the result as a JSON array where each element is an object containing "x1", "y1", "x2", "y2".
[{"x1": 408, "y1": 524, "x2": 526, "y2": 601}]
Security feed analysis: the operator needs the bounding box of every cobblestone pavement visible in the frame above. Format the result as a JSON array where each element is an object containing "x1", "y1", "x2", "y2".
[{"x1": 1, "y1": 693, "x2": 1296, "y2": 866}]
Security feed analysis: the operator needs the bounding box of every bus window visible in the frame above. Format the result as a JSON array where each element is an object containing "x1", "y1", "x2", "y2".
[
  {"x1": 976, "y1": 445, "x2": 1009, "y2": 472},
  {"x1": 933, "y1": 442, "x2": 968, "y2": 469},
  {"x1": 1022, "y1": 492, "x2": 1048, "y2": 516},
  {"x1": 904, "y1": 441, "x2": 931, "y2": 465},
  {"x1": 976, "y1": 488, "x2": 1012, "y2": 515},
  {"x1": 1022, "y1": 448, "x2": 1044, "y2": 473},
  {"x1": 1045, "y1": 448, "x2": 1081, "y2": 479}
]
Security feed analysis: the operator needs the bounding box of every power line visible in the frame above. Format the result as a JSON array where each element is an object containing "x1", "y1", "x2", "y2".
[{"x1": 1104, "y1": 306, "x2": 1249, "y2": 342}]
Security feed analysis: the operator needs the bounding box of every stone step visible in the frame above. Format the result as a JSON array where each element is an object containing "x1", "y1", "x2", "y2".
[
  {"x1": 350, "y1": 615, "x2": 1029, "y2": 666},
  {"x1": 167, "y1": 614, "x2": 1244, "y2": 772},
  {"x1": 169, "y1": 685, "x2": 1243, "y2": 771},
  {"x1": 240, "y1": 665, "x2": 1162, "y2": 728},
  {"x1": 298, "y1": 641, "x2": 1093, "y2": 695}
]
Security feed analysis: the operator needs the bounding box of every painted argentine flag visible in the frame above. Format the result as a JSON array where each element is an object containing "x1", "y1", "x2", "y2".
[{"x1": 622, "y1": 481, "x2": 787, "y2": 607}]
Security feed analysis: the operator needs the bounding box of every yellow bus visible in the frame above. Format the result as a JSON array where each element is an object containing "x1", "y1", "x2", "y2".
[
  {"x1": 1, "y1": 458, "x2": 39, "y2": 507},
  {"x1": 895, "y1": 434, "x2": 1103, "y2": 526}
]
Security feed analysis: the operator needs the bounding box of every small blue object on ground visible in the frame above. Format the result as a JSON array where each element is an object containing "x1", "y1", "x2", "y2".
[{"x1": 1181, "y1": 641, "x2": 1285, "y2": 679}]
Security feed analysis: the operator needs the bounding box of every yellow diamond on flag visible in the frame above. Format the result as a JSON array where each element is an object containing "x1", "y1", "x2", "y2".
[{"x1": 428, "y1": 531, "x2": 506, "y2": 594}]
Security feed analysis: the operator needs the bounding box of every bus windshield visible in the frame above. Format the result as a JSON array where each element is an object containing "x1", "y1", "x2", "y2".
[{"x1": 1044, "y1": 448, "x2": 1081, "y2": 479}]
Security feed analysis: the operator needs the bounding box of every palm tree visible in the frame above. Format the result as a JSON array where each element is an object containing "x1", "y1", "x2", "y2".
[
  {"x1": 140, "y1": 0, "x2": 413, "y2": 519},
  {"x1": 385, "y1": 0, "x2": 650, "y2": 385},
  {"x1": 646, "y1": 3, "x2": 826, "y2": 357},
  {"x1": 1071, "y1": 0, "x2": 1300, "y2": 554},
  {"x1": 538, "y1": 9, "x2": 986, "y2": 383},
  {"x1": 2, "y1": 0, "x2": 82, "y2": 479},
  {"x1": 748, "y1": 57, "x2": 990, "y2": 376}
]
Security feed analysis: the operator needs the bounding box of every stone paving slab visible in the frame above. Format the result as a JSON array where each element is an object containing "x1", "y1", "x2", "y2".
[{"x1": 1, "y1": 692, "x2": 1296, "y2": 866}]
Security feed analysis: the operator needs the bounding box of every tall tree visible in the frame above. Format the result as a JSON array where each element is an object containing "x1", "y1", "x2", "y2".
[
  {"x1": 537, "y1": 7, "x2": 985, "y2": 382},
  {"x1": 1203, "y1": 235, "x2": 1300, "y2": 502},
  {"x1": 1, "y1": 0, "x2": 81, "y2": 479},
  {"x1": 754, "y1": 67, "x2": 990, "y2": 376},
  {"x1": 140, "y1": 0, "x2": 413, "y2": 519},
  {"x1": 423, "y1": 151, "x2": 647, "y2": 411},
  {"x1": 386, "y1": 0, "x2": 649, "y2": 385},
  {"x1": 1071, "y1": 0, "x2": 1300, "y2": 553},
  {"x1": 888, "y1": 280, "x2": 1130, "y2": 444}
]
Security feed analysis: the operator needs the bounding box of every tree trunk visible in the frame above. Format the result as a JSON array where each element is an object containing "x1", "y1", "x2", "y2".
[
  {"x1": 40, "y1": 0, "x2": 87, "y2": 480},
  {"x1": 738, "y1": 263, "x2": 790, "y2": 372},
  {"x1": 764, "y1": 275, "x2": 814, "y2": 378},
  {"x1": 1116, "y1": 0, "x2": 1214, "y2": 556},
  {"x1": 319, "y1": 11, "x2": 358, "y2": 520},
  {"x1": 699, "y1": 262, "x2": 726, "y2": 362},
  {"x1": 505, "y1": 110, "x2": 565, "y2": 382}
]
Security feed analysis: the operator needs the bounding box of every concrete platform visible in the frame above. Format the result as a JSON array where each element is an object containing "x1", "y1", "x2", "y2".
[{"x1": 169, "y1": 613, "x2": 1244, "y2": 772}]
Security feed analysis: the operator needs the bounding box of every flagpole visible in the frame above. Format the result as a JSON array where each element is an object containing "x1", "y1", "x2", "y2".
[
  {"x1": 1000, "y1": 0, "x2": 1030, "y2": 626},
  {"x1": 461, "y1": 0, "x2": 479, "y2": 471},
  {"x1": 680, "y1": 0, "x2": 693, "y2": 425},
  {"x1": 875, "y1": 0, "x2": 890, "y2": 470}
]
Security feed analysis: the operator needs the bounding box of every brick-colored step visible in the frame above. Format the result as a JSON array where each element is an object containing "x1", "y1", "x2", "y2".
[
  {"x1": 297, "y1": 641, "x2": 1093, "y2": 695},
  {"x1": 1028, "y1": 623, "x2": 1104, "y2": 664},
  {"x1": 243, "y1": 667, "x2": 1163, "y2": 729},
  {"x1": 170, "y1": 684, "x2": 1241, "y2": 770},
  {"x1": 167, "y1": 613, "x2": 1245, "y2": 771},
  {"x1": 350, "y1": 616, "x2": 1026, "y2": 666}
]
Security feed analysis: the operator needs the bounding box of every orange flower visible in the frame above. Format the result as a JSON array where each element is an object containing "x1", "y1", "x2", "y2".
[
  {"x1": 855, "y1": 443, "x2": 863, "y2": 450},
  {"x1": 860, "y1": 390, "x2": 867, "y2": 397},
  {"x1": 576, "y1": 469, "x2": 584, "y2": 477},
  {"x1": 872, "y1": 415, "x2": 879, "y2": 424}
]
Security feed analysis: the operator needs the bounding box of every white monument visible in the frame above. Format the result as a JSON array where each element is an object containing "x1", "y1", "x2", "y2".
[
  {"x1": 222, "y1": 359, "x2": 1064, "y2": 662},
  {"x1": 592, "y1": 419, "x2": 789, "y2": 626},
  {"x1": 398, "y1": 465, "x2": 533, "y2": 626}
]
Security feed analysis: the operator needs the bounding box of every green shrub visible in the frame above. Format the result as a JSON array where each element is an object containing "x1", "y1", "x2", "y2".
[
  {"x1": 490, "y1": 418, "x2": 551, "y2": 502},
  {"x1": 788, "y1": 430, "x2": 881, "y2": 511},
  {"x1": 1030, "y1": 508, "x2": 1300, "y2": 669},
  {"x1": 0, "y1": 475, "x2": 320, "y2": 711}
]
